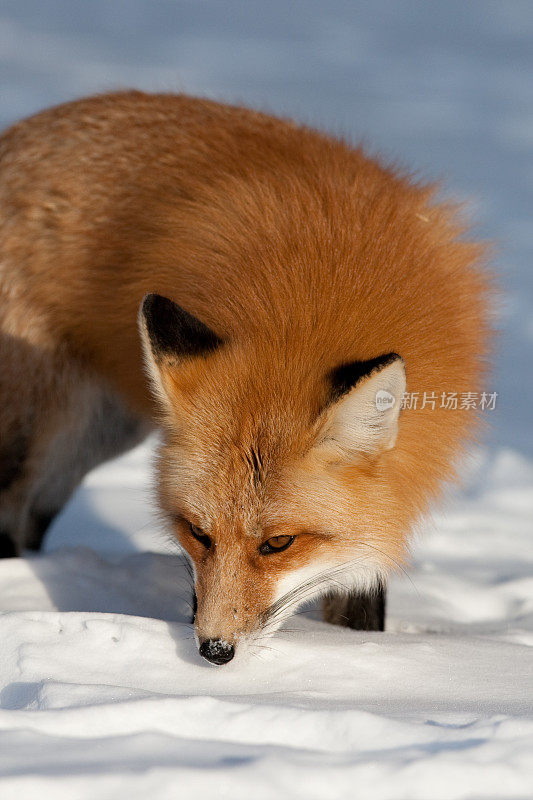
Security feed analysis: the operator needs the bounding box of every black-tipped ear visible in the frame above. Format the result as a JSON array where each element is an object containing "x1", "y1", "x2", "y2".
[
  {"x1": 329, "y1": 353, "x2": 403, "y2": 401},
  {"x1": 140, "y1": 294, "x2": 223, "y2": 363},
  {"x1": 314, "y1": 353, "x2": 406, "y2": 459}
]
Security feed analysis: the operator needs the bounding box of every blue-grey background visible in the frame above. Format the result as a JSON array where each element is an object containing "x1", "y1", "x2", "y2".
[{"x1": 1, "y1": 0, "x2": 532, "y2": 456}]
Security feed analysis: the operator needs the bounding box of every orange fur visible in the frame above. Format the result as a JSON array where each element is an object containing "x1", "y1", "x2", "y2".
[{"x1": 0, "y1": 91, "x2": 493, "y2": 648}]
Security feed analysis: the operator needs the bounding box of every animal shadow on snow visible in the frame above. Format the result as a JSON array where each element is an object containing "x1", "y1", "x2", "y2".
[{"x1": 21, "y1": 492, "x2": 201, "y2": 663}]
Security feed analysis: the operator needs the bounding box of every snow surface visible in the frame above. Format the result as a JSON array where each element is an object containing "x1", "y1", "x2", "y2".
[{"x1": 1, "y1": 2, "x2": 533, "y2": 798}]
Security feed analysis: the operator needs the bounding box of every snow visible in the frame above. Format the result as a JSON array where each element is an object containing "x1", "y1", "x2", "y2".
[{"x1": 1, "y1": 2, "x2": 533, "y2": 798}]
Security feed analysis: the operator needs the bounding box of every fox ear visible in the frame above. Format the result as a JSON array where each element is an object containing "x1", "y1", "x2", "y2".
[
  {"x1": 316, "y1": 354, "x2": 406, "y2": 460},
  {"x1": 138, "y1": 294, "x2": 223, "y2": 403}
]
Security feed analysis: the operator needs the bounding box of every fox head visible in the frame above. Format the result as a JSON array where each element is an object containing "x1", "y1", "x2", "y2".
[{"x1": 139, "y1": 294, "x2": 407, "y2": 665}]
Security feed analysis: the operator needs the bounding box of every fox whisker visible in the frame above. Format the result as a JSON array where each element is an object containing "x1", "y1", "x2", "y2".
[{"x1": 261, "y1": 555, "x2": 379, "y2": 631}]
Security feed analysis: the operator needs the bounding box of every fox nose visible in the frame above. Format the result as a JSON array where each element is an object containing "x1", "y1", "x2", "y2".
[{"x1": 199, "y1": 638, "x2": 235, "y2": 665}]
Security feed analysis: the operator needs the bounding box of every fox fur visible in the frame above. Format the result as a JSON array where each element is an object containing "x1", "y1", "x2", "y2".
[{"x1": 0, "y1": 91, "x2": 492, "y2": 661}]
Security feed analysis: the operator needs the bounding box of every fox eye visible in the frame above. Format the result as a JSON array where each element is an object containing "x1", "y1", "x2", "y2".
[
  {"x1": 189, "y1": 523, "x2": 212, "y2": 550},
  {"x1": 259, "y1": 535, "x2": 295, "y2": 555}
]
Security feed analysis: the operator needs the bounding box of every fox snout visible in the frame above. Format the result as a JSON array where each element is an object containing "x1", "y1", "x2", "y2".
[
  {"x1": 198, "y1": 638, "x2": 235, "y2": 665},
  {"x1": 193, "y1": 585, "x2": 266, "y2": 665}
]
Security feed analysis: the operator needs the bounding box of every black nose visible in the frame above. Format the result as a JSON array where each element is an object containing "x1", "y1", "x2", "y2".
[{"x1": 199, "y1": 638, "x2": 235, "y2": 665}]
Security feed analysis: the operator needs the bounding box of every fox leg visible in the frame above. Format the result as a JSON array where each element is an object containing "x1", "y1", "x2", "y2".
[
  {"x1": 0, "y1": 332, "x2": 150, "y2": 555},
  {"x1": 20, "y1": 380, "x2": 150, "y2": 553},
  {"x1": 0, "y1": 324, "x2": 52, "y2": 556},
  {"x1": 322, "y1": 581, "x2": 386, "y2": 631}
]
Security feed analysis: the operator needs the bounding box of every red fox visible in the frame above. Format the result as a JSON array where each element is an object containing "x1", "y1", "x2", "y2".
[{"x1": 0, "y1": 91, "x2": 491, "y2": 664}]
